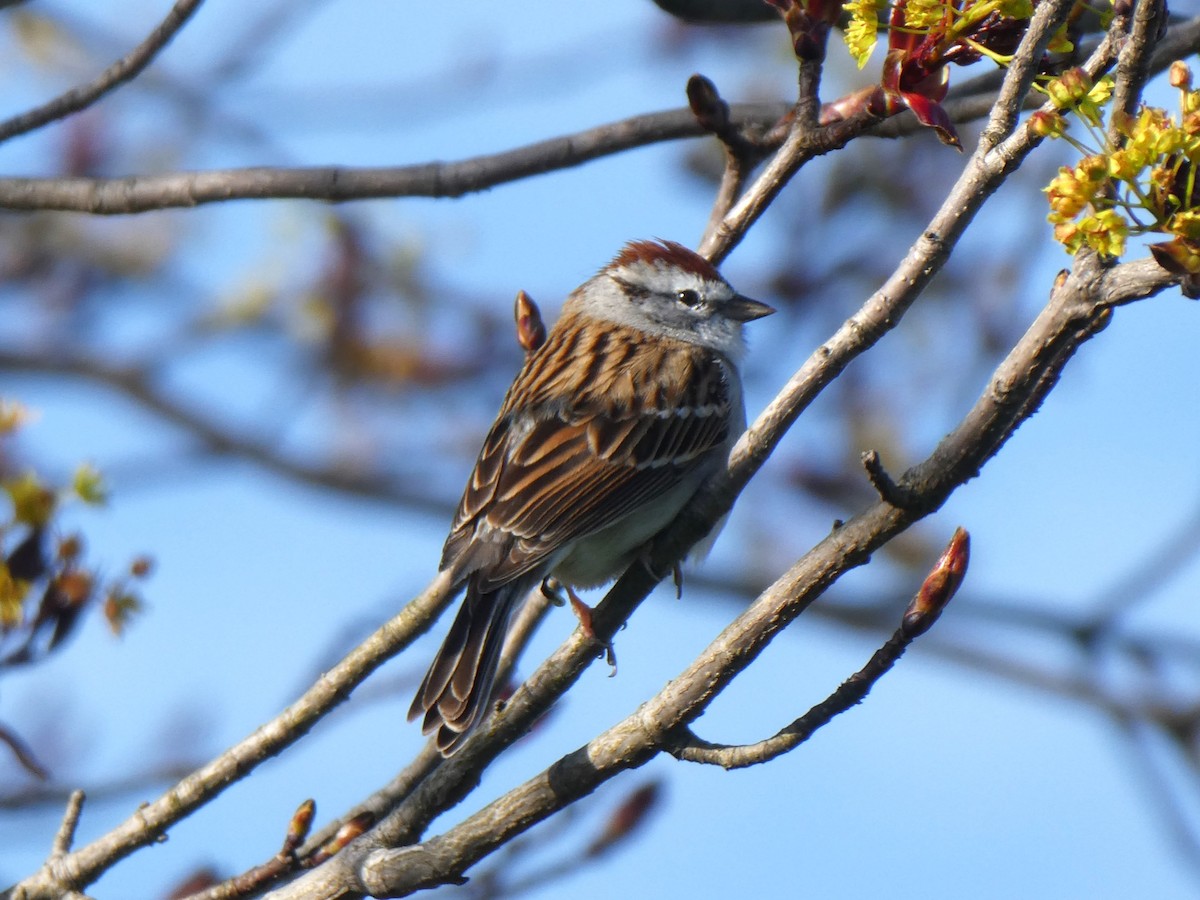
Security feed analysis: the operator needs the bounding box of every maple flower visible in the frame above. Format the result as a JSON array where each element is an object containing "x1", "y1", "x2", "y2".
[
  {"x1": 874, "y1": 0, "x2": 1042, "y2": 148},
  {"x1": 1041, "y1": 60, "x2": 1200, "y2": 270}
]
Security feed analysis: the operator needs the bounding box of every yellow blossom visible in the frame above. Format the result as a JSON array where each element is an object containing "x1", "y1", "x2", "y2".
[
  {"x1": 1079, "y1": 209, "x2": 1128, "y2": 257},
  {"x1": 844, "y1": 0, "x2": 886, "y2": 68},
  {"x1": 1045, "y1": 163, "x2": 1098, "y2": 221},
  {"x1": 4, "y1": 472, "x2": 56, "y2": 528},
  {"x1": 0, "y1": 400, "x2": 31, "y2": 434},
  {"x1": 1053, "y1": 220, "x2": 1084, "y2": 254},
  {"x1": 1043, "y1": 60, "x2": 1200, "y2": 257},
  {"x1": 1106, "y1": 149, "x2": 1144, "y2": 181},
  {"x1": 901, "y1": 0, "x2": 946, "y2": 31},
  {"x1": 73, "y1": 463, "x2": 108, "y2": 506},
  {"x1": 1169, "y1": 209, "x2": 1200, "y2": 241},
  {"x1": 0, "y1": 564, "x2": 28, "y2": 628}
]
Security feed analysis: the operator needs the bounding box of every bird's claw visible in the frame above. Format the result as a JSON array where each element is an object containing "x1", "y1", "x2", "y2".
[
  {"x1": 565, "y1": 585, "x2": 618, "y2": 676},
  {"x1": 540, "y1": 576, "x2": 567, "y2": 606}
]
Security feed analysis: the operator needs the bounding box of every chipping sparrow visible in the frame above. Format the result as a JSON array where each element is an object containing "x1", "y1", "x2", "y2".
[{"x1": 408, "y1": 239, "x2": 774, "y2": 753}]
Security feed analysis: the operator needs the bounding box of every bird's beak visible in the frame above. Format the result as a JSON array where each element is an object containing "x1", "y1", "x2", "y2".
[{"x1": 724, "y1": 294, "x2": 776, "y2": 322}]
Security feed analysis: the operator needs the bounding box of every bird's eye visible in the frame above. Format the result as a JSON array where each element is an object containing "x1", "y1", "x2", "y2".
[{"x1": 676, "y1": 289, "x2": 702, "y2": 307}]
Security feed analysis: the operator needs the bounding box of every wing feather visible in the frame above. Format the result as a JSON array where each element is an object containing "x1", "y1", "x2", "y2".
[{"x1": 441, "y1": 318, "x2": 736, "y2": 589}]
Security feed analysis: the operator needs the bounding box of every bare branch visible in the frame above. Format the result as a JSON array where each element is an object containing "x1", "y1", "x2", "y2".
[
  {"x1": 669, "y1": 528, "x2": 969, "y2": 768},
  {"x1": 49, "y1": 792, "x2": 86, "y2": 859},
  {"x1": 0, "y1": 14, "x2": 1193, "y2": 221},
  {"x1": 0, "y1": 722, "x2": 50, "y2": 781},
  {"x1": 0, "y1": 103, "x2": 788, "y2": 215},
  {"x1": 0, "y1": 350, "x2": 452, "y2": 515},
  {"x1": 4, "y1": 570, "x2": 457, "y2": 899},
  {"x1": 0, "y1": 0, "x2": 206, "y2": 145},
  {"x1": 1110, "y1": 0, "x2": 1169, "y2": 129}
]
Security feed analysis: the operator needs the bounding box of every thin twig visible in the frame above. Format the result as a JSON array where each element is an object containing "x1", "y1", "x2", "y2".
[
  {"x1": 688, "y1": 74, "x2": 769, "y2": 248},
  {"x1": 0, "y1": 350, "x2": 453, "y2": 516},
  {"x1": 0, "y1": 722, "x2": 50, "y2": 781},
  {"x1": 0, "y1": 0, "x2": 206, "y2": 145},
  {"x1": 50, "y1": 792, "x2": 86, "y2": 859},
  {"x1": 1110, "y1": 0, "x2": 1169, "y2": 131},
  {"x1": 669, "y1": 529, "x2": 969, "y2": 768},
  {"x1": 0, "y1": 762, "x2": 197, "y2": 811},
  {"x1": 5, "y1": 570, "x2": 458, "y2": 898},
  {"x1": 699, "y1": 41, "x2": 835, "y2": 264}
]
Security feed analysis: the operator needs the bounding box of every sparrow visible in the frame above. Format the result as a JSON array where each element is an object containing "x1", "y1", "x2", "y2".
[{"x1": 408, "y1": 239, "x2": 774, "y2": 753}]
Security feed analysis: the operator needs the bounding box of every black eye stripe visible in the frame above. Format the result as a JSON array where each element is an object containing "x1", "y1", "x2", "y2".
[{"x1": 613, "y1": 276, "x2": 651, "y2": 301}]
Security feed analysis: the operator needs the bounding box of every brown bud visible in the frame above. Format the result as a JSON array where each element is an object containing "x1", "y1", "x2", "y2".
[
  {"x1": 902, "y1": 527, "x2": 969, "y2": 637},
  {"x1": 1150, "y1": 238, "x2": 1200, "y2": 276},
  {"x1": 164, "y1": 867, "x2": 223, "y2": 899},
  {"x1": 513, "y1": 290, "x2": 546, "y2": 353},
  {"x1": 57, "y1": 533, "x2": 83, "y2": 563},
  {"x1": 282, "y1": 799, "x2": 316, "y2": 855},
  {"x1": 1170, "y1": 60, "x2": 1193, "y2": 91},
  {"x1": 1028, "y1": 110, "x2": 1065, "y2": 139},
  {"x1": 307, "y1": 812, "x2": 375, "y2": 866},
  {"x1": 586, "y1": 781, "x2": 663, "y2": 857},
  {"x1": 129, "y1": 555, "x2": 153, "y2": 578},
  {"x1": 686, "y1": 74, "x2": 730, "y2": 133},
  {"x1": 56, "y1": 569, "x2": 94, "y2": 606}
]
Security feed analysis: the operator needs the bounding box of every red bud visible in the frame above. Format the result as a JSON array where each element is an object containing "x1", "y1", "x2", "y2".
[
  {"x1": 902, "y1": 527, "x2": 969, "y2": 637},
  {"x1": 514, "y1": 290, "x2": 546, "y2": 353},
  {"x1": 586, "y1": 782, "x2": 663, "y2": 857},
  {"x1": 282, "y1": 799, "x2": 316, "y2": 855}
]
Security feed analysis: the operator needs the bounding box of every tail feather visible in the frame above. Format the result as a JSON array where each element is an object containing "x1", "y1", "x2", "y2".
[{"x1": 408, "y1": 577, "x2": 521, "y2": 754}]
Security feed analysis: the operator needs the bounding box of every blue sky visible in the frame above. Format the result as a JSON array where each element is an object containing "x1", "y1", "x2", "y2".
[{"x1": 2, "y1": 2, "x2": 1200, "y2": 898}]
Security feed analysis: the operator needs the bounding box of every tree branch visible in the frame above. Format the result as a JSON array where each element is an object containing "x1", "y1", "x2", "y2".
[
  {"x1": 1110, "y1": 0, "x2": 1169, "y2": 129},
  {"x1": 0, "y1": 350, "x2": 452, "y2": 515},
  {"x1": 3, "y1": 571, "x2": 457, "y2": 900},
  {"x1": 0, "y1": 13, "x2": 1194, "y2": 220},
  {"x1": 668, "y1": 528, "x2": 969, "y2": 768},
  {"x1": 0, "y1": 103, "x2": 788, "y2": 214},
  {"x1": 49, "y1": 792, "x2": 85, "y2": 860},
  {"x1": 0, "y1": 0, "x2": 206, "y2": 145}
]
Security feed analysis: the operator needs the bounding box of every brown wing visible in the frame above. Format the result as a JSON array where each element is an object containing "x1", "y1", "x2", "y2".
[{"x1": 440, "y1": 318, "x2": 733, "y2": 590}]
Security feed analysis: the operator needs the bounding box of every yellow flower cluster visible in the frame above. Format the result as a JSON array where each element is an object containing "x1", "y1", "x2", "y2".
[
  {"x1": 0, "y1": 407, "x2": 119, "y2": 630},
  {"x1": 844, "y1": 0, "x2": 889, "y2": 68},
  {"x1": 1046, "y1": 156, "x2": 1124, "y2": 254},
  {"x1": 841, "y1": 0, "x2": 1032, "y2": 69},
  {"x1": 1043, "y1": 62, "x2": 1200, "y2": 267},
  {"x1": 902, "y1": 0, "x2": 949, "y2": 30}
]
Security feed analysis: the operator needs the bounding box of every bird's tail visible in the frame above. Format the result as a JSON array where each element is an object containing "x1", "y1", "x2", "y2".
[{"x1": 407, "y1": 576, "x2": 522, "y2": 754}]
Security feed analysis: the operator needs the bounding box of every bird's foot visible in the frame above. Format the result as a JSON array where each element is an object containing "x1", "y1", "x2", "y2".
[
  {"x1": 564, "y1": 585, "x2": 617, "y2": 676},
  {"x1": 540, "y1": 576, "x2": 567, "y2": 606}
]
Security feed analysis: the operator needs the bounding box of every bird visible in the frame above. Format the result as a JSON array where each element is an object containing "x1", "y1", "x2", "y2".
[{"x1": 408, "y1": 239, "x2": 774, "y2": 753}]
